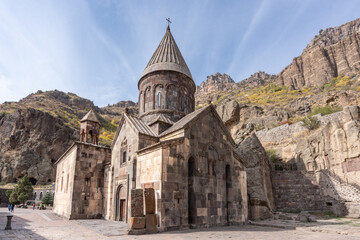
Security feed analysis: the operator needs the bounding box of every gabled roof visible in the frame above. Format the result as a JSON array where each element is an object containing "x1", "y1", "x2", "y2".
[
  {"x1": 159, "y1": 106, "x2": 209, "y2": 136},
  {"x1": 140, "y1": 26, "x2": 193, "y2": 80},
  {"x1": 80, "y1": 109, "x2": 99, "y2": 123},
  {"x1": 159, "y1": 105, "x2": 235, "y2": 146},
  {"x1": 126, "y1": 114, "x2": 157, "y2": 137},
  {"x1": 112, "y1": 113, "x2": 158, "y2": 148},
  {"x1": 149, "y1": 113, "x2": 174, "y2": 126}
]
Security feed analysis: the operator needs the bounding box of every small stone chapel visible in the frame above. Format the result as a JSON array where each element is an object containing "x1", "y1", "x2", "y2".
[{"x1": 53, "y1": 25, "x2": 248, "y2": 232}]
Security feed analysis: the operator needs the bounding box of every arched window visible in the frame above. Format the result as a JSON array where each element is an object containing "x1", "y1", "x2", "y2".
[
  {"x1": 158, "y1": 92, "x2": 161, "y2": 107},
  {"x1": 181, "y1": 96, "x2": 185, "y2": 111},
  {"x1": 33, "y1": 192, "x2": 37, "y2": 200},
  {"x1": 40, "y1": 192, "x2": 43, "y2": 200}
]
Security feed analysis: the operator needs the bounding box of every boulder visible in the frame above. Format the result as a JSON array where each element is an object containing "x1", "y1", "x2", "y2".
[{"x1": 236, "y1": 133, "x2": 275, "y2": 220}]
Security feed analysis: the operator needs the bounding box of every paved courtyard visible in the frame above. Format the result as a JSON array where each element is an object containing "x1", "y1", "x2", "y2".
[{"x1": 0, "y1": 208, "x2": 359, "y2": 240}]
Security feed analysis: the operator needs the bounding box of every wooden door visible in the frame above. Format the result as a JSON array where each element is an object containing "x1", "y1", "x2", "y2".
[{"x1": 120, "y1": 199, "x2": 126, "y2": 221}]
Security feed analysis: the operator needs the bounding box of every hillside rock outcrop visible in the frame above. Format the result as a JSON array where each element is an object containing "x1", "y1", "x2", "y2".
[
  {"x1": 237, "y1": 71, "x2": 276, "y2": 90},
  {"x1": 235, "y1": 134, "x2": 275, "y2": 220},
  {"x1": 256, "y1": 106, "x2": 360, "y2": 184},
  {"x1": 196, "y1": 73, "x2": 235, "y2": 93},
  {"x1": 277, "y1": 18, "x2": 360, "y2": 89},
  {"x1": 0, "y1": 108, "x2": 75, "y2": 184}
]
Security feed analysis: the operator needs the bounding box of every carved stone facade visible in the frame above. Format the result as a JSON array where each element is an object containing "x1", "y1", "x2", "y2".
[{"x1": 53, "y1": 26, "x2": 248, "y2": 233}]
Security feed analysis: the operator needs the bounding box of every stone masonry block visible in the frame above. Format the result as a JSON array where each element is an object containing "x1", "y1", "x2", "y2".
[
  {"x1": 131, "y1": 189, "x2": 144, "y2": 217},
  {"x1": 145, "y1": 214, "x2": 157, "y2": 233},
  {"x1": 144, "y1": 188, "x2": 155, "y2": 214},
  {"x1": 129, "y1": 217, "x2": 145, "y2": 229}
]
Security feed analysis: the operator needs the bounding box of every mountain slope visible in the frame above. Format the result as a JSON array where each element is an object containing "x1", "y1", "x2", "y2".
[{"x1": 0, "y1": 90, "x2": 132, "y2": 184}]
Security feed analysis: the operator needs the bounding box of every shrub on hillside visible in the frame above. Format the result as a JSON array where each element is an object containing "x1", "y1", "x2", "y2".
[
  {"x1": 301, "y1": 116, "x2": 320, "y2": 130},
  {"x1": 266, "y1": 149, "x2": 278, "y2": 163},
  {"x1": 311, "y1": 105, "x2": 342, "y2": 116}
]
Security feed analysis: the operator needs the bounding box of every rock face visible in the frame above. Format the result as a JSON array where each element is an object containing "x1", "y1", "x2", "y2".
[
  {"x1": 195, "y1": 73, "x2": 236, "y2": 105},
  {"x1": 237, "y1": 71, "x2": 276, "y2": 90},
  {"x1": 0, "y1": 108, "x2": 75, "y2": 184},
  {"x1": 256, "y1": 106, "x2": 360, "y2": 180},
  {"x1": 196, "y1": 73, "x2": 235, "y2": 93},
  {"x1": 257, "y1": 106, "x2": 360, "y2": 216},
  {"x1": 277, "y1": 18, "x2": 360, "y2": 89},
  {"x1": 235, "y1": 134, "x2": 275, "y2": 220}
]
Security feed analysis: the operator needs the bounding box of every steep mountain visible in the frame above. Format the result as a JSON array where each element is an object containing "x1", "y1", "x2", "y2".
[
  {"x1": 0, "y1": 90, "x2": 129, "y2": 184},
  {"x1": 236, "y1": 71, "x2": 276, "y2": 90},
  {"x1": 277, "y1": 18, "x2": 360, "y2": 89},
  {"x1": 196, "y1": 18, "x2": 360, "y2": 130}
]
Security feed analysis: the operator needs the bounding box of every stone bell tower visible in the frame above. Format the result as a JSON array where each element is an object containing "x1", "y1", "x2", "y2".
[
  {"x1": 80, "y1": 109, "x2": 100, "y2": 145},
  {"x1": 138, "y1": 25, "x2": 196, "y2": 124}
]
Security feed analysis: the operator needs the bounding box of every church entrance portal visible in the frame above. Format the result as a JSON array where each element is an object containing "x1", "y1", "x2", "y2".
[{"x1": 116, "y1": 185, "x2": 126, "y2": 221}]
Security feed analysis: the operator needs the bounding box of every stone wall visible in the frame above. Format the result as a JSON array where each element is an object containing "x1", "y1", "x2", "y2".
[
  {"x1": 33, "y1": 188, "x2": 55, "y2": 203},
  {"x1": 70, "y1": 143, "x2": 111, "y2": 219},
  {"x1": 272, "y1": 170, "x2": 338, "y2": 213},
  {"x1": 272, "y1": 169, "x2": 360, "y2": 217},
  {"x1": 53, "y1": 145, "x2": 77, "y2": 218},
  {"x1": 53, "y1": 142, "x2": 111, "y2": 219}
]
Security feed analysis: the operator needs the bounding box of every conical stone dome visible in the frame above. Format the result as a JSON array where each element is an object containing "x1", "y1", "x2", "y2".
[{"x1": 140, "y1": 26, "x2": 193, "y2": 80}]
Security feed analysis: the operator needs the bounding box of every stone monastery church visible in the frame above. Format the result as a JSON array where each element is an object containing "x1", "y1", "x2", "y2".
[{"x1": 53, "y1": 26, "x2": 248, "y2": 232}]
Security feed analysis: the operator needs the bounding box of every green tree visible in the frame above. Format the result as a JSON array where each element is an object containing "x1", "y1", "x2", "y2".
[
  {"x1": 41, "y1": 192, "x2": 53, "y2": 206},
  {"x1": 5, "y1": 189, "x2": 13, "y2": 200},
  {"x1": 10, "y1": 175, "x2": 34, "y2": 205}
]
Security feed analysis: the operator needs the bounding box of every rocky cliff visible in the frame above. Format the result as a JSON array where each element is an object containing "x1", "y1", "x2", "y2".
[
  {"x1": 0, "y1": 90, "x2": 129, "y2": 184},
  {"x1": 256, "y1": 106, "x2": 360, "y2": 184},
  {"x1": 0, "y1": 108, "x2": 74, "y2": 185},
  {"x1": 237, "y1": 71, "x2": 276, "y2": 90},
  {"x1": 277, "y1": 18, "x2": 360, "y2": 89}
]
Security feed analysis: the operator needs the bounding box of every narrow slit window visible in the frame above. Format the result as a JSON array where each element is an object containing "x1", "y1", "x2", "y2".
[
  {"x1": 158, "y1": 92, "x2": 161, "y2": 107},
  {"x1": 181, "y1": 96, "x2": 185, "y2": 110},
  {"x1": 122, "y1": 151, "x2": 127, "y2": 163}
]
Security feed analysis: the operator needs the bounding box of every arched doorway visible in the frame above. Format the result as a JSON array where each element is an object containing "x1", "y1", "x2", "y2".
[
  {"x1": 188, "y1": 157, "x2": 196, "y2": 226},
  {"x1": 115, "y1": 185, "x2": 126, "y2": 221}
]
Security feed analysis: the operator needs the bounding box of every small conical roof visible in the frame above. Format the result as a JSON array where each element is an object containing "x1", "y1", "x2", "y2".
[
  {"x1": 80, "y1": 109, "x2": 100, "y2": 123},
  {"x1": 140, "y1": 26, "x2": 193, "y2": 80}
]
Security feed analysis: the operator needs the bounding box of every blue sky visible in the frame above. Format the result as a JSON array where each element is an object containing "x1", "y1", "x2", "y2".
[{"x1": 0, "y1": 0, "x2": 359, "y2": 107}]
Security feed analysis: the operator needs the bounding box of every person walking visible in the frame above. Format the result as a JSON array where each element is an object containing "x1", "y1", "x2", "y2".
[
  {"x1": 33, "y1": 203, "x2": 36, "y2": 210},
  {"x1": 11, "y1": 204, "x2": 14, "y2": 213},
  {"x1": 8, "y1": 204, "x2": 11, "y2": 212}
]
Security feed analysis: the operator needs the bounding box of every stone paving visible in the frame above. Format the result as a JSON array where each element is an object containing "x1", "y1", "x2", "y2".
[{"x1": 1, "y1": 208, "x2": 359, "y2": 240}]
